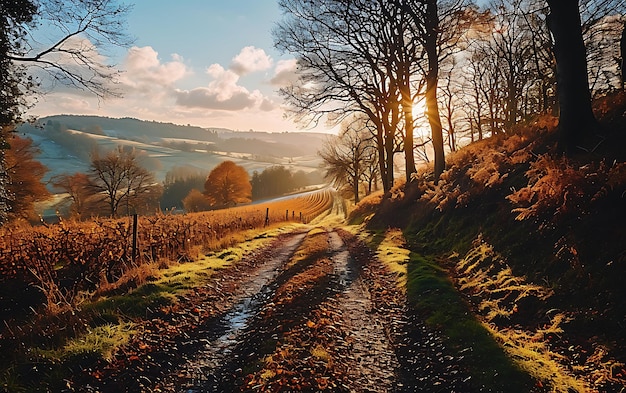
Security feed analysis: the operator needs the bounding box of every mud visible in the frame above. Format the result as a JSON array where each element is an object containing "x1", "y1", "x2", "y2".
[{"x1": 70, "y1": 228, "x2": 478, "y2": 392}]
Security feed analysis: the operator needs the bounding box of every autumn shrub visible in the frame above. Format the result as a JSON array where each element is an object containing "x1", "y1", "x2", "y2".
[
  {"x1": 507, "y1": 156, "x2": 626, "y2": 224},
  {"x1": 421, "y1": 138, "x2": 516, "y2": 211},
  {"x1": 0, "y1": 189, "x2": 336, "y2": 315},
  {"x1": 507, "y1": 155, "x2": 585, "y2": 222},
  {"x1": 347, "y1": 191, "x2": 383, "y2": 224},
  {"x1": 390, "y1": 114, "x2": 562, "y2": 216}
]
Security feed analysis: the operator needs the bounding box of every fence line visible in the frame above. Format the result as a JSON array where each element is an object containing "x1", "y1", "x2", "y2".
[{"x1": 0, "y1": 189, "x2": 335, "y2": 305}]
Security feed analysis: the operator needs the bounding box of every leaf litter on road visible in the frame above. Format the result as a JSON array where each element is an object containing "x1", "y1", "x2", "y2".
[{"x1": 69, "y1": 227, "x2": 480, "y2": 392}]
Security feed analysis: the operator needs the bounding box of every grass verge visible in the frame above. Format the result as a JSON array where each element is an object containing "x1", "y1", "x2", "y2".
[
  {"x1": 0, "y1": 223, "x2": 306, "y2": 392},
  {"x1": 357, "y1": 223, "x2": 534, "y2": 392},
  {"x1": 404, "y1": 249, "x2": 533, "y2": 391}
]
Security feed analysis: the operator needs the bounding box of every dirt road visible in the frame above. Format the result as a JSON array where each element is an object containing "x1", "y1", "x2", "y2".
[{"x1": 74, "y1": 227, "x2": 477, "y2": 392}]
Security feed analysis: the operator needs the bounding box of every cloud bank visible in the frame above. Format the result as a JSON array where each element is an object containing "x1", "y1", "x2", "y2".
[{"x1": 31, "y1": 44, "x2": 304, "y2": 132}]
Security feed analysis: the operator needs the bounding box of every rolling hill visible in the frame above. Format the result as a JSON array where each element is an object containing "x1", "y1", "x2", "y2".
[{"x1": 17, "y1": 115, "x2": 328, "y2": 185}]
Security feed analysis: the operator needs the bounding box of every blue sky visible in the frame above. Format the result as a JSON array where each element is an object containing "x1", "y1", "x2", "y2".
[{"x1": 31, "y1": 1, "x2": 313, "y2": 133}]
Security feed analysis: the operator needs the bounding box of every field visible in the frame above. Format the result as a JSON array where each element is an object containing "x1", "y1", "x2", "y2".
[{"x1": 0, "y1": 188, "x2": 334, "y2": 316}]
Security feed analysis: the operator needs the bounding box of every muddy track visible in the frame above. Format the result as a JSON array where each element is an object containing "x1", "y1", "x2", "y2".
[{"x1": 71, "y1": 228, "x2": 476, "y2": 392}]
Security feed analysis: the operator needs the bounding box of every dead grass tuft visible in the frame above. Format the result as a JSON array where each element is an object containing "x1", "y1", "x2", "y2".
[
  {"x1": 453, "y1": 235, "x2": 626, "y2": 392},
  {"x1": 374, "y1": 228, "x2": 410, "y2": 288}
]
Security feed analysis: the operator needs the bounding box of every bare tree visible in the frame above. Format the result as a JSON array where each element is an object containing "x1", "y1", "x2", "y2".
[
  {"x1": 275, "y1": 0, "x2": 405, "y2": 194},
  {"x1": 52, "y1": 172, "x2": 92, "y2": 218},
  {"x1": 89, "y1": 146, "x2": 157, "y2": 217},
  {"x1": 439, "y1": 57, "x2": 461, "y2": 151},
  {"x1": 276, "y1": 0, "x2": 468, "y2": 191},
  {"x1": 319, "y1": 118, "x2": 377, "y2": 203},
  {"x1": 403, "y1": 0, "x2": 470, "y2": 182},
  {"x1": 7, "y1": 0, "x2": 133, "y2": 100},
  {"x1": 546, "y1": 0, "x2": 598, "y2": 153},
  {"x1": 584, "y1": 14, "x2": 626, "y2": 95}
]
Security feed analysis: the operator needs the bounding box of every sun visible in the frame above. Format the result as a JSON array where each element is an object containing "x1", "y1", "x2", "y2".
[
  {"x1": 412, "y1": 98, "x2": 427, "y2": 118},
  {"x1": 411, "y1": 99, "x2": 430, "y2": 140}
]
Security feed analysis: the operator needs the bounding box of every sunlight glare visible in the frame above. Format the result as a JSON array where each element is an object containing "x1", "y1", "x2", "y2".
[{"x1": 412, "y1": 99, "x2": 430, "y2": 140}]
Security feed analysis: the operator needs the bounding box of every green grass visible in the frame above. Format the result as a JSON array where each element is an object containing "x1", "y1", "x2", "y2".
[
  {"x1": 37, "y1": 322, "x2": 136, "y2": 363},
  {"x1": 86, "y1": 224, "x2": 305, "y2": 319},
  {"x1": 403, "y1": 249, "x2": 534, "y2": 391},
  {"x1": 356, "y1": 215, "x2": 531, "y2": 391},
  {"x1": 358, "y1": 208, "x2": 535, "y2": 391}
]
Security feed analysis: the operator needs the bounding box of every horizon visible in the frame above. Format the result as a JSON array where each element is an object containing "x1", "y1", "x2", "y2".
[
  {"x1": 33, "y1": 113, "x2": 335, "y2": 134},
  {"x1": 27, "y1": 2, "x2": 340, "y2": 134}
]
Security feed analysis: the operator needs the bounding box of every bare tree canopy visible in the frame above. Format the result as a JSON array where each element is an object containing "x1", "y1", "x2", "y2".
[
  {"x1": 319, "y1": 117, "x2": 378, "y2": 203},
  {"x1": 275, "y1": 0, "x2": 469, "y2": 191},
  {"x1": 89, "y1": 146, "x2": 157, "y2": 217},
  {"x1": 7, "y1": 0, "x2": 133, "y2": 102}
]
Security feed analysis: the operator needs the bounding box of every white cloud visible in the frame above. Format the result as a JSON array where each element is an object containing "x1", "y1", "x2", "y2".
[
  {"x1": 30, "y1": 44, "x2": 314, "y2": 132},
  {"x1": 175, "y1": 62, "x2": 265, "y2": 110},
  {"x1": 259, "y1": 98, "x2": 278, "y2": 111},
  {"x1": 205, "y1": 64, "x2": 245, "y2": 101},
  {"x1": 229, "y1": 46, "x2": 273, "y2": 75},
  {"x1": 175, "y1": 87, "x2": 259, "y2": 110},
  {"x1": 33, "y1": 95, "x2": 92, "y2": 114},
  {"x1": 121, "y1": 46, "x2": 189, "y2": 91},
  {"x1": 269, "y1": 58, "x2": 299, "y2": 87}
]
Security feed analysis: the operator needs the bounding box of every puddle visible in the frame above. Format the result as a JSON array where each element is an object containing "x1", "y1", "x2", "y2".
[
  {"x1": 328, "y1": 231, "x2": 358, "y2": 290},
  {"x1": 171, "y1": 233, "x2": 307, "y2": 392}
]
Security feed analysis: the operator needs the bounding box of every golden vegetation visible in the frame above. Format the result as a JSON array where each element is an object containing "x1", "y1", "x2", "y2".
[
  {"x1": 373, "y1": 228, "x2": 410, "y2": 288},
  {"x1": 37, "y1": 322, "x2": 136, "y2": 363},
  {"x1": 453, "y1": 235, "x2": 624, "y2": 392},
  {"x1": 0, "y1": 188, "x2": 334, "y2": 314}
]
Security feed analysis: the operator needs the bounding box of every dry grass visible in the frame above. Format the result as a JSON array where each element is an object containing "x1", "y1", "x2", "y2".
[
  {"x1": 347, "y1": 191, "x2": 384, "y2": 224},
  {"x1": 0, "y1": 188, "x2": 335, "y2": 316},
  {"x1": 311, "y1": 344, "x2": 332, "y2": 363},
  {"x1": 453, "y1": 236, "x2": 598, "y2": 392},
  {"x1": 374, "y1": 228, "x2": 410, "y2": 288}
]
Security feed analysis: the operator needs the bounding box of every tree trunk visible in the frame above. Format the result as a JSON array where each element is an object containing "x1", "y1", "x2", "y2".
[
  {"x1": 375, "y1": 126, "x2": 390, "y2": 193},
  {"x1": 619, "y1": 22, "x2": 626, "y2": 89},
  {"x1": 546, "y1": 0, "x2": 597, "y2": 153},
  {"x1": 424, "y1": 0, "x2": 445, "y2": 183},
  {"x1": 402, "y1": 91, "x2": 417, "y2": 181},
  {"x1": 385, "y1": 122, "x2": 395, "y2": 192}
]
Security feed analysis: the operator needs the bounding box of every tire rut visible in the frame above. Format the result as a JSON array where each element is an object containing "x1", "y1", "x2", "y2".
[
  {"x1": 163, "y1": 232, "x2": 308, "y2": 392},
  {"x1": 327, "y1": 231, "x2": 403, "y2": 392},
  {"x1": 74, "y1": 227, "x2": 476, "y2": 392}
]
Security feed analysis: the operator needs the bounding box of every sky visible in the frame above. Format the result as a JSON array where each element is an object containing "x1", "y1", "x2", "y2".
[{"x1": 29, "y1": 1, "x2": 320, "y2": 133}]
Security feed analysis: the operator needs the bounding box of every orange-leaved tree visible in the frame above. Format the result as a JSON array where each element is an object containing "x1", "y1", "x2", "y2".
[
  {"x1": 204, "y1": 160, "x2": 251, "y2": 208},
  {"x1": 52, "y1": 172, "x2": 93, "y2": 219},
  {"x1": 183, "y1": 189, "x2": 213, "y2": 212},
  {"x1": 4, "y1": 134, "x2": 50, "y2": 221}
]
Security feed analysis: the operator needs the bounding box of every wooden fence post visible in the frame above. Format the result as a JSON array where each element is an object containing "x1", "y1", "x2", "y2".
[
  {"x1": 265, "y1": 208, "x2": 269, "y2": 227},
  {"x1": 132, "y1": 213, "x2": 138, "y2": 263}
]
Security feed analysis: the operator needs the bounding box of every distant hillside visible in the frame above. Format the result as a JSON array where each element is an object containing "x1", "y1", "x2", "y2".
[
  {"x1": 17, "y1": 115, "x2": 327, "y2": 185},
  {"x1": 37, "y1": 115, "x2": 222, "y2": 142}
]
